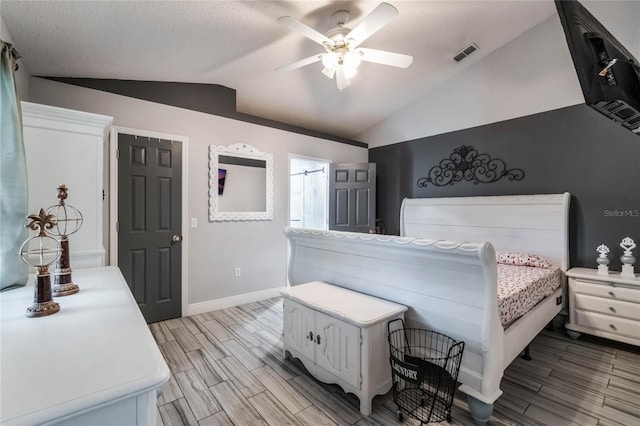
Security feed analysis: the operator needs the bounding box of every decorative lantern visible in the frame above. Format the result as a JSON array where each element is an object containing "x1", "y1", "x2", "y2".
[
  {"x1": 19, "y1": 208, "x2": 61, "y2": 318},
  {"x1": 46, "y1": 184, "x2": 83, "y2": 296}
]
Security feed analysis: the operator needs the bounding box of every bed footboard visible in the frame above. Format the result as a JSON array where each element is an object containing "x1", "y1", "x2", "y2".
[{"x1": 285, "y1": 227, "x2": 505, "y2": 413}]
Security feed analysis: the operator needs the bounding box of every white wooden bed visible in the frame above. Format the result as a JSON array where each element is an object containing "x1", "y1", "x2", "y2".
[{"x1": 285, "y1": 193, "x2": 570, "y2": 423}]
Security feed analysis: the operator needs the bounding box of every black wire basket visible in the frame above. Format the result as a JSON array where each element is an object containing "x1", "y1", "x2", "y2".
[{"x1": 387, "y1": 318, "x2": 465, "y2": 424}]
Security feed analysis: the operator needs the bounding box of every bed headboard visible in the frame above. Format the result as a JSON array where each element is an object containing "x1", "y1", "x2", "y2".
[{"x1": 400, "y1": 193, "x2": 571, "y2": 272}]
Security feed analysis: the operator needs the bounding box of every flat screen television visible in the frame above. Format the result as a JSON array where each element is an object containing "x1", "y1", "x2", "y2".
[{"x1": 555, "y1": 0, "x2": 640, "y2": 135}]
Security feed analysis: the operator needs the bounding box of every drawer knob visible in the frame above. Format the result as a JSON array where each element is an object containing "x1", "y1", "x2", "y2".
[
  {"x1": 315, "y1": 334, "x2": 321, "y2": 345},
  {"x1": 609, "y1": 307, "x2": 617, "y2": 313},
  {"x1": 608, "y1": 291, "x2": 615, "y2": 297},
  {"x1": 609, "y1": 324, "x2": 617, "y2": 331},
  {"x1": 308, "y1": 331, "x2": 314, "y2": 341}
]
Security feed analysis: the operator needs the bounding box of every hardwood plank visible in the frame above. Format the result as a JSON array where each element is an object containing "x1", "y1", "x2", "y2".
[
  {"x1": 165, "y1": 318, "x2": 186, "y2": 330},
  {"x1": 209, "y1": 309, "x2": 239, "y2": 327},
  {"x1": 202, "y1": 319, "x2": 232, "y2": 342},
  {"x1": 150, "y1": 322, "x2": 169, "y2": 344},
  {"x1": 195, "y1": 332, "x2": 231, "y2": 360},
  {"x1": 535, "y1": 375, "x2": 605, "y2": 406},
  {"x1": 254, "y1": 328, "x2": 284, "y2": 352},
  {"x1": 159, "y1": 321, "x2": 177, "y2": 341},
  {"x1": 251, "y1": 345, "x2": 300, "y2": 381},
  {"x1": 172, "y1": 326, "x2": 203, "y2": 353},
  {"x1": 549, "y1": 367, "x2": 610, "y2": 388},
  {"x1": 524, "y1": 404, "x2": 585, "y2": 426},
  {"x1": 226, "y1": 323, "x2": 262, "y2": 348},
  {"x1": 209, "y1": 381, "x2": 267, "y2": 426},
  {"x1": 158, "y1": 374, "x2": 184, "y2": 405},
  {"x1": 591, "y1": 404, "x2": 640, "y2": 426},
  {"x1": 174, "y1": 369, "x2": 221, "y2": 420},
  {"x1": 198, "y1": 410, "x2": 234, "y2": 426},
  {"x1": 226, "y1": 306, "x2": 261, "y2": 333},
  {"x1": 290, "y1": 374, "x2": 361, "y2": 425},
  {"x1": 610, "y1": 365, "x2": 640, "y2": 382},
  {"x1": 187, "y1": 348, "x2": 228, "y2": 387},
  {"x1": 191, "y1": 312, "x2": 213, "y2": 323},
  {"x1": 501, "y1": 381, "x2": 598, "y2": 426},
  {"x1": 183, "y1": 316, "x2": 209, "y2": 334},
  {"x1": 160, "y1": 340, "x2": 195, "y2": 374},
  {"x1": 603, "y1": 395, "x2": 640, "y2": 417},
  {"x1": 494, "y1": 400, "x2": 546, "y2": 426},
  {"x1": 295, "y1": 405, "x2": 339, "y2": 426},
  {"x1": 218, "y1": 355, "x2": 266, "y2": 398},
  {"x1": 249, "y1": 390, "x2": 302, "y2": 425},
  {"x1": 252, "y1": 365, "x2": 311, "y2": 415},
  {"x1": 222, "y1": 338, "x2": 264, "y2": 371},
  {"x1": 608, "y1": 376, "x2": 640, "y2": 394},
  {"x1": 159, "y1": 398, "x2": 198, "y2": 426},
  {"x1": 565, "y1": 342, "x2": 618, "y2": 363}
]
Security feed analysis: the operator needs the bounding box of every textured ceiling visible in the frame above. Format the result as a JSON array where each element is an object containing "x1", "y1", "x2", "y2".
[{"x1": 1, "y1": 1, "x2": 557, "y2": 141}]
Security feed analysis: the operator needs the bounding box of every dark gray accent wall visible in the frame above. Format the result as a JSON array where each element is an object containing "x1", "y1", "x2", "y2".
[
  {"x1": 41, "y1": 77, "x2": 367, "y2": 148},
  {"x1": 370, "y1": 104, "x2": 640, "y2": 269}
]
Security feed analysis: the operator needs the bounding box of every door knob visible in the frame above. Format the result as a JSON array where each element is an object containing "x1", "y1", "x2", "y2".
[{"x1": 172, "y1": 234, "x2": 183, "y2": 243}]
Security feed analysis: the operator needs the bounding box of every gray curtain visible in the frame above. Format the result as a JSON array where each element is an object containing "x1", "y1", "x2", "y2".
[{"x1": 0, "y1": 40, "x2": 28, "y2": 291}]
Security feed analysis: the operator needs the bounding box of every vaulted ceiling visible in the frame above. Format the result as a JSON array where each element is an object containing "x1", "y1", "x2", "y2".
[{"x1": 1, "y1": 1, "x2": 557, "y2": 140}]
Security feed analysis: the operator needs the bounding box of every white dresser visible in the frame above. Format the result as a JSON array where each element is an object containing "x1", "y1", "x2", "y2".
[
  {"x1": 281, "y1": 282, "x2": 407, "y2": 415},
  {"x1": 0, "y1": 266, "x2": 169, "y2": 425},
  {"x1": 565, "y1": 267, "x2": 640, "y2": 346}
]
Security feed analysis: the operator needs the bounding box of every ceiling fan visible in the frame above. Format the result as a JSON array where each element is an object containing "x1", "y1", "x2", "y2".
[{"x1": 277, "y1": 2, "x2": 413, "y2": 91}]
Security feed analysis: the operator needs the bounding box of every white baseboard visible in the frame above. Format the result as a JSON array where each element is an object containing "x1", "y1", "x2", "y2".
[{"x1": 184, "y1": 286, "x2": 286, "y2": 317}]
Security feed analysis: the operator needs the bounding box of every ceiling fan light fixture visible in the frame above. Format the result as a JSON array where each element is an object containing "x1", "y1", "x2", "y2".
[
  {"x1": 342, "y1": 65, "x2": 358, "y2": 80},
  {"x1": 343, "y1": 50, "x2": 362, "y2": 70},
  {"x1": 321, "y1": 52, "x2": 339, "y2": 69},
  {"x1": 322, "y1": 67, "x2": 336, "y2": 79}
]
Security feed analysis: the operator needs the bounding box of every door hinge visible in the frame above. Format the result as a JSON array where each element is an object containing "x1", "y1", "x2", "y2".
[
  {"x1": 360, "y1": 374, "x2": 363, "y2": 385},
  {"x1": 360, "y1": 334, "x2": 363, "y2": 345},
  {"x1": 116, "y1": 221, "x2": 119, "y2": 232},
  {"x1": 116, "y1": 148, "x2": 120, "y2": 160}
]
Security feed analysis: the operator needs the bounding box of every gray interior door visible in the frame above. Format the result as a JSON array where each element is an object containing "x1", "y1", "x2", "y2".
[
  {"x1": 329, "y1": 163, "x2": 376, "y2": 233},
  {"x1": 118, "y1": 133, "x2": 182, "y2": 323}
]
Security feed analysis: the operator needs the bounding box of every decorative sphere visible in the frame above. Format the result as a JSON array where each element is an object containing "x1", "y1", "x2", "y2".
[
  {"x1": 620, "y1": 254, "x2": 636, "y2": 266},
  {"x1": 46, "y1": 203, "x2": 83, "y2": 237},
  {"x1": 596, "y1": 256, "x2": 610, "y2": 266},
  {"x1": 19, "y1": 235, "x2": 61, "y2": 267}
]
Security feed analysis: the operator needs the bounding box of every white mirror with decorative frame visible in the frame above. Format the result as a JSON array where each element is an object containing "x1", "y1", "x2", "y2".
[{"x1": 208, "y1": 143, "x2": 273, "y2": 221}]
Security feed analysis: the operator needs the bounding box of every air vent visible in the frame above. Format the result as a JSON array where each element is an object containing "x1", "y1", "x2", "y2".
[{"x1": 453, "y1": 43, "x2": 479, "y2": 62}]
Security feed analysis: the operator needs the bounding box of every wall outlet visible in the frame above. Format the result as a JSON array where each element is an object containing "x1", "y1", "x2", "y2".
[{"x1": 234, "y1": 267, "x2": 241, "y2": 277}]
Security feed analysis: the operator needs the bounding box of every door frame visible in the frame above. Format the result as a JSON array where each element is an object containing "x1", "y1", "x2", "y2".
[
  {"x1": 109, "y1": 126, "x2": 189, "y2": 317},
  {"x1": 287, "y1": 153, "x2": 332, "y2": 230}
]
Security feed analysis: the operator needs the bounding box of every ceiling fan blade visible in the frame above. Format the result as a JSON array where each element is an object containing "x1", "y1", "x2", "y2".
[
  {"x1": 276, "y1": 54, "x2": 322, "y2": 72},
  {"x1": 359, "y1": 48, "x2": 413, "y2": 68},
  {"x1": 346, "y1": 2, "x2": 398, "y2": 48},
  {"x1": 278, "y1": 16, "x2": 333, "y2": 46}
]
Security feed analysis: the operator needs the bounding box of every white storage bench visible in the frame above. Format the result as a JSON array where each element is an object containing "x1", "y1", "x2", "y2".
[{"x1": 281, "y1": 281, "x2": 408, "y2": 415}]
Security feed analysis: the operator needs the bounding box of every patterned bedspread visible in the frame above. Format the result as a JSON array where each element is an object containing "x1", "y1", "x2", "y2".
[{"x1": 497, "y1": 264, "x2": 562, "y2": 327}]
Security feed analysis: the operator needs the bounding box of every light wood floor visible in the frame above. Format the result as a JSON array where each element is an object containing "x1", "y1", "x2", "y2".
[{"x1": 150, "y1": 298, "x2": 640, "y2": 426}]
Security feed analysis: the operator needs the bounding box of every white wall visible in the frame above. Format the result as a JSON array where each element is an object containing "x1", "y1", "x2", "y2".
[
  {"x1": 0, "y1": 13, "x2": 29, "y2": 101},
  {"x1": 358, "y1": 1, "x2": 640, "y2": 148},
  {"x1": 28, "y1": 77, "x2": 367, "y2": 309}
]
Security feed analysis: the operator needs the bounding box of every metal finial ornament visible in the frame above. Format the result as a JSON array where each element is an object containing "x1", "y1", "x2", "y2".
[
  {"x1": 596, "y1": 243, "x2": 610, "y2": 275},
  {"x1": 19, "y1": 208, "x2": 61, "y2": 318},
  {"x1": 46, "y1": 183, "x2": 83, "y2": 296},
  {"x1": 620, "y1": 237, "x2": 636, "y2": 278}
]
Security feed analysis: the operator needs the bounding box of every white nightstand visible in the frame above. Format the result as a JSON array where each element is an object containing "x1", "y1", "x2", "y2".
[{"x1": 565, "y1": 267, "x2": 640, "y2": 346}]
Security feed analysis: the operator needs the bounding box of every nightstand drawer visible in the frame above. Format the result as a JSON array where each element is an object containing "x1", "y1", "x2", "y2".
[
  {"x1": 576, "y1": 310, "x2": 640, "y2": 339},
  {"x1": 575, "y1": 294, "x2": 640, "y2": 320},
  {"x1": 572, "y1": 279, "x2": 640, "y2": 303}
]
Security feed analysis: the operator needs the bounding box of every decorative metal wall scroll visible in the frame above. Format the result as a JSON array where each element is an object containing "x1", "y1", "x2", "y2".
[{"x1": 416, "y1": 145, "x2": 524, "y2": 187}]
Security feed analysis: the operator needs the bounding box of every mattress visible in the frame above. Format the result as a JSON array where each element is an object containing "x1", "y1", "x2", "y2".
[{"x1": 497, "y1": 264, "x2": 562, "y2": 326}]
